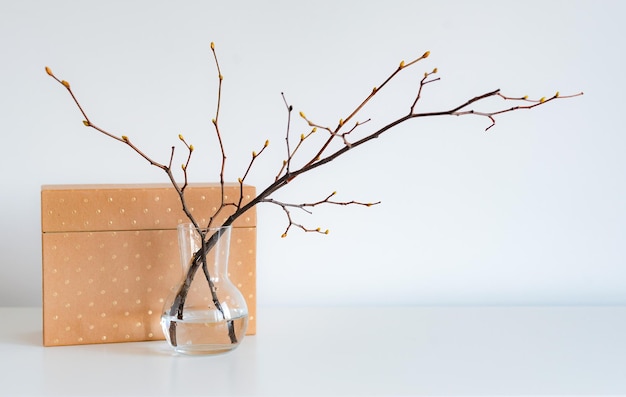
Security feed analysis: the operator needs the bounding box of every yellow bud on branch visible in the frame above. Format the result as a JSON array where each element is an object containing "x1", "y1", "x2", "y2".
[
  {"x1": 82, "y1": 120, "x2": 90, "y2": 127},
  {"x1": 299, "y1": 111, "x2": 306, "y2": 119},
  {"x1": 189, "y1": 144, "x2": 194, "y2": 151},
  {"x1": 45, "y1": 66, "x2": 53, "y2": 76},
  {"x1": 399, "y1": 60, "x2": 405, "y2": 69},
  {"x1": 422, "y1": 50, "x2": 430, "y2": 58},
  {"x1": 61, "y1": 80, "x2": 70, "y2": 89},
  {"x1": 264, "y1": 139, "x2": 269, "y2": 147},
  {"x1": 540, "y1": 97, "x2": 546, "y2": 103},
  {"x1": 121, "y1": 135, "x2": 129, "y2": 142},
  {"x1": 210, "y1": 42, "x2": 215, "y2": 50}
]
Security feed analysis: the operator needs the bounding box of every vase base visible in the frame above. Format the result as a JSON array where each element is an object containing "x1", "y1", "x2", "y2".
[
  {"x1": 161, "y1": 311, "x2": 248, "y2": 354},
  {"x1": 172, "y1": 343, "x2": 242, "y2": 355}
]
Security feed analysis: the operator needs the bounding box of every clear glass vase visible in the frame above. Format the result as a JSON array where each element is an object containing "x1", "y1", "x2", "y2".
[{"x1": 160, "y1": 224, "x2": 248, "y2": 354}]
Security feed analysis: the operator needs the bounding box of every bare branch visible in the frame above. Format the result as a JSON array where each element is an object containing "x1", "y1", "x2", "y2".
[
  {"x1": 261, "y1": 191, "x2": 380, "y2": 238},
  {"x1": 207, "y1": 42, "x2": 234, "y2": 228},
  {"x1": 410, "y1": 68, "x2": 441, "y2": 113},
  {"x1": 281, "y1": 92, "x2": 294, "y2": 176},
  {"x1": 295, "y1": 51, "x2": 433, "y2": 170}
]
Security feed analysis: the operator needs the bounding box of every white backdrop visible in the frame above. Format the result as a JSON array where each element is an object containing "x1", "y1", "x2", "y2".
[{"x1": 1, "y1": 0, "x2": 624, "y2": 307}]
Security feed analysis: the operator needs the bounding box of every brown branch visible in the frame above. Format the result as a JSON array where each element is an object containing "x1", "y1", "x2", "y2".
[
  {"x1": 237, "y1": 139, "x2": 269, "y2": 208},
  {"x1": 261, "y1": 191, "x2": 380, "y2": 238},
  {"x1": 336, "y1": 118, "x2": 371, "y2": 148},
  {"x1": 177, "y1": 134, "x2": 195, "y2": 191},
  {"x1": 48, "y1": 51, "x2": 580, "y2": 242},
  {"x1": 449, "y1": 91, "x2": 583, "y2": 131},
  {"x1": 280, "y1": 92, "x2": 294, "y2": 177},
  {"x1": 207, "y1": 42, "x2": 237, "y2": 229},
  {"x1": 275, "y1": 128, "x2": 317, "y2": 182},
  {"x1": 296, "y1": 51, "x2": 432, "y2": 170},
  {"x1": 221, "y1": 87, "x2": 582, "y2": 244},
  {"x1": 410, "y1": 68, "x2": 440, "y2": 112}
]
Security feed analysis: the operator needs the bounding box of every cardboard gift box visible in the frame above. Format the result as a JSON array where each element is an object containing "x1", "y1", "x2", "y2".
[{"x1": 41, "y1": 183, "x2": 256, "y2": 347}]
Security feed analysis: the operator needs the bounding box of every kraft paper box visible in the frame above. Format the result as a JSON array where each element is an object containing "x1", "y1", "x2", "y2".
[{"x1": 41, "y1": 183, "x2": 256, "y2": 347}]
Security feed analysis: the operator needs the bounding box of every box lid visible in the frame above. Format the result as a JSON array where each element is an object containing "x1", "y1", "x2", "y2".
[{"x1": 41, "y1": 183, "x2": 256, "y2": 233}]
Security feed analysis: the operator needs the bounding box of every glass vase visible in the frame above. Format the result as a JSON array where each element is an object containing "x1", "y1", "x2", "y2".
[{"x1": 160, "y1": 224, "x2": 248, "y2": 354}]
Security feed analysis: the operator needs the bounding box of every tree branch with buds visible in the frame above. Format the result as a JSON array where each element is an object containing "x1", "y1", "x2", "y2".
[
  {"x1": 262, "y1": 191, "x2": 380, "y2": 238},
  {"x1": 45, "y1": 44, "x2": 582, "y2": 346}
]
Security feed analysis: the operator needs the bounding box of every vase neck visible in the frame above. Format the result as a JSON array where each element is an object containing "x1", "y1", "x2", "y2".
[{"x1": 177, "y1": 224, "x2": 232, "y2": 277}]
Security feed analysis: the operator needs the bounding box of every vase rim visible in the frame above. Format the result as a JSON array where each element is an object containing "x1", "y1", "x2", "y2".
[{"x1": 177, "y1": 223, "x2": 232, "y2": 231}]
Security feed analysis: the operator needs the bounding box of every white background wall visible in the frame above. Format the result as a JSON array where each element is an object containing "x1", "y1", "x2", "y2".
[{"x1": 1, "y1": 0, "x2": 624, "y2": 307}]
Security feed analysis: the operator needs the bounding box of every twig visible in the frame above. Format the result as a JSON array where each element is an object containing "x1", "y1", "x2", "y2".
[{"x1": 262, "y1": 191, "x2": 380, "y2": 238}]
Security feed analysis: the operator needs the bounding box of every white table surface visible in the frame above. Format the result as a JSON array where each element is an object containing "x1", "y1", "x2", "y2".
[{"x1": 1, "y1": 306, "x2": 625, "y2": 396}]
